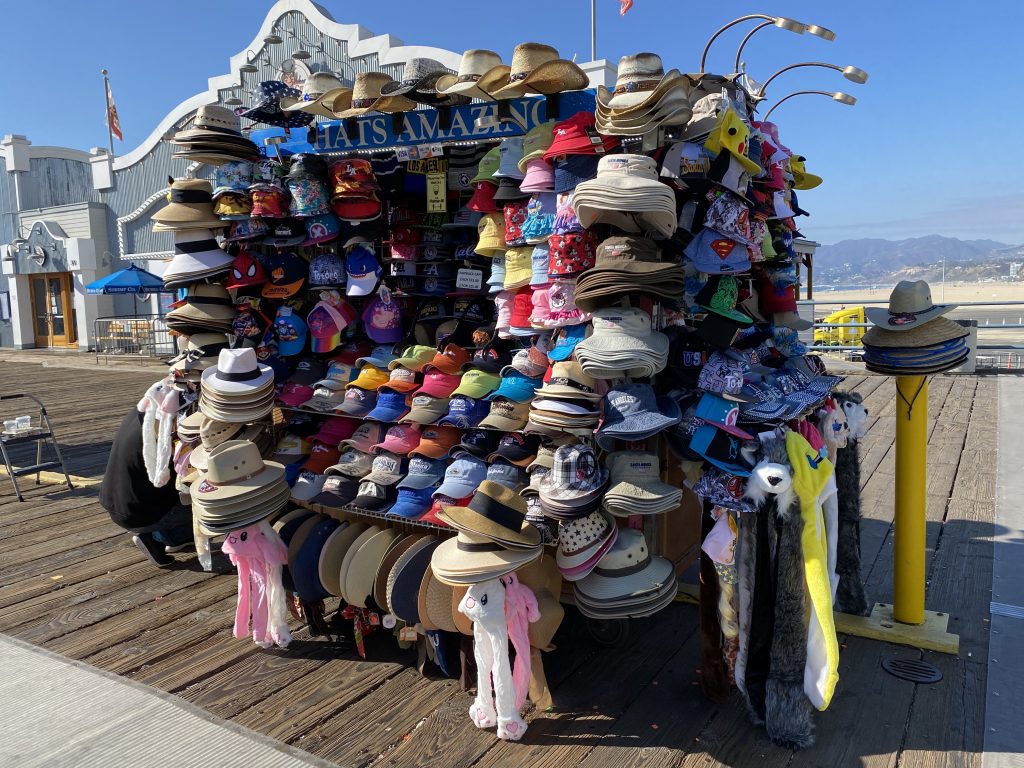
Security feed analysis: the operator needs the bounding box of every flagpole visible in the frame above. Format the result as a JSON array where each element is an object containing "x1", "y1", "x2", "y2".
[
  {"x1": 101, "y1": 69, "x2": 115, "y2": 157},
  {"x1": 590, "y1": 0, "x2": 597, "y2": 60}
]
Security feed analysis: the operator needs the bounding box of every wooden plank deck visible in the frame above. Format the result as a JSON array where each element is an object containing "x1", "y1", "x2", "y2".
[{"x1": 0, "y1": 361, "x2": 997, "y2": 767}]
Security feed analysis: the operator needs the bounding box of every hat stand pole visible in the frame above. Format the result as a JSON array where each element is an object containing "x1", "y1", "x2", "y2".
[{"x1": 833, "y1": 374, "x2": 959, "y2": 654}]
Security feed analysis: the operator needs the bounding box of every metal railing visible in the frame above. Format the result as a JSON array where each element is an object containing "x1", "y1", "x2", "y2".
[{"x1": 93, "y1": 315, "x2": 175, "y2": 363}]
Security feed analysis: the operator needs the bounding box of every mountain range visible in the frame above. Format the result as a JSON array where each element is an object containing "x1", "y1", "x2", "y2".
[{"x1": 813, "y1": 235, "x2": 1024, "y2": 284}]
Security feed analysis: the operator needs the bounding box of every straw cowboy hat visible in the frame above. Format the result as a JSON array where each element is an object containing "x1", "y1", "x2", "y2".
[
  {"x1": 478, "y1": 43, "x2": 589, "y2": 99},
  {"x1": 436, "y1": 50, "x2": 506, "y2": 101},
  {"x1": 281, "y1": 72, "x2": 352, "y2": 118},
  {"x1": 334, "y1": 73, "x2": 417, "y2": 118},
  {"x1": 597, "y1": 53, "x2": 691, "y2": 112},
  {"x1": 379, "y1": 58, "x2": 470, "y2": 107},
  {"x1": 864, "y1": 280, "x2": 956, "y2": 331}
]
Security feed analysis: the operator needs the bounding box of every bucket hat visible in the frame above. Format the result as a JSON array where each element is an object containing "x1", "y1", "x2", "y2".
[
  {"x1": 597, "y1": 383, "x2": 682, "y2": 448},
  {"x1": 603, "y1": 451, "x2": 682, "y2": 516},
  {"x1": 478, "y1": 43, "x2": 589, "y2": 99},
  {"x1": 539, "y1": 443, "x2": 608, "y2": 504},
  {"x1": 439, "y1": 479, "x2": 540, "y2": 548},
  {"x1": 436, "y1": 50, "x2": 505, "y2": 101},
  {"x1": 864, "y1": 280, "x2": 956, "y2": 331},
  {"x1": 571, "y1": 155, "x2": 677, "y2": 238},
  {"x1": 574, "y1": 307, "x2": 669, "y2": 379}
]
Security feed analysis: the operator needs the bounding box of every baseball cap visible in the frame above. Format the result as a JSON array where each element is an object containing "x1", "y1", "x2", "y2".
[
  {"x1": 288, "y1": 358, "x2": 326, "y2": 386},
  {"x1": 345, "y1": 244, "x2": 382, "y2": 297},
  {"x1": 486, "y1": 460, "x2": 528, "y2": 491},
  {"x1": 308, "y1": 252, "x2": 345, "y2": 288},
  {"x1": 396, "y1": 456, "x2": 446, "y2": 490},
  {"x1": 414, "y1": 370, "x2": 462, "y2": 398},
  {"x1": 336, "y1": 387, "x2": 377, "y2": 416},
  {"x1": 423, "y1": 344, "x2": 471, "y2": 375},
  {"x1": 437, "y1": 395, "x2": 489, "y2": 429},
  {"x1": 311, "y1": 416, "x2": 360, "y2": 446},
  {"x1": 478, "y1": 398, "x2": 530, "y2": 431},
  {"x1": 352, "y1": 480, "x2": 397, "y2": 511},
  {"x1": 370, "y1": 424, "x2": 422, "y2": 455},
  {"x1": 307, "y1": 300, "x2": 355, "y2": 354},
  {"x1": 695, "y1": 392, "x2": 754, "y2": 439},
  {"x1": 277, "y1": 381, "x2": 314, "y2": 408},
  {"x1": 262, "y1": 251, "x2": 307, "y2": 298},
  {"x1": 327, "y1": 449, "x2": 374, "y2": 479},
  {"x1": 386, "y1": 485, "x2": 438, "y2": 519},
  {"x1": 548, "y1": 324, "x2": 588, "y2": 362},
  {"x1": 274, "y1": 307, "x2": 308, "y2": 357},
  {"x1": 225, "y1": 249, "x2": 267, "y2": 290},
  {"x1": 303, "y1": 442, "x2": 342, "y2": 474},
  {"x1": 379, "y1": 366, "x2": 422, "y2": 394},
  {"x1": 409, "y1": 425, "x2": 462, "y2": 459},
  {"x1": 291, "y1": 471, "x2": 328, "y2": 502},
  {"x1": 401, "y1": 393, "x2": 451, "y2": 425},
  {"x1": 434, "y1": 456, "x2": 488, "y2": 499},
  {"x1": 312, "y1": 474, "x2": 360, "y2": 507},
  {"x1": 486, "y1": 432, "x2": 541, "y2": 467},
  {"x1": 312, "y1": 359, "x2": 357, "y2": 391},
  {"x1": 389, "y1": 345, "x2": 436, "y2": 372},
  {"x1": 486, "y1": 371, "x2": 542, "y2": 402},
  {"x1": 362, "y1": 294, "x2": 403, "y2": 344},
  {"x1": 355, "y1": 344, "x2": 399, "y2": 369},
  {"x1": 365, "y1": 390, "x2": 411, "y2": 422},
  {"x1": 346, "y1": 364, "x2": 390, "y2": 391},
  {"x1": 689, "y1": 424, "x2": 754, "y2": 476},
  {"x1": 684, "y1": 227, "x2": 752, "y2": 275},
  {"x1": 451, "y1": 428, "x2": 501, "y2": 459},
  {"x1": 341, "y1": 422, "x2": 387, "y2": 453},
  {"x1": 362, "y1": 452, "x2": 408, "y2": 486},
  {"x1": 450, "y1": 369, "x2": 501, "y2": 399},
  {"x1": 462, "y1": 342, "x2": 514, "y2": 375}
]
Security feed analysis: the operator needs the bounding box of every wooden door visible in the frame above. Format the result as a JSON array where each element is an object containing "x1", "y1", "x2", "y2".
[{"x1": 29, "y1": 273, "x2": 76, "y2": 347}]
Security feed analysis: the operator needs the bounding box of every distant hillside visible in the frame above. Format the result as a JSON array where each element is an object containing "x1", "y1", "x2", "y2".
[{"x1": 815, "y1": 235, "x2": 1024, "y2": 284}]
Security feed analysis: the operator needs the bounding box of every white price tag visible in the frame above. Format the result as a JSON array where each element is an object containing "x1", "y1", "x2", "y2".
[{"x1": 456, "y1": 268, "x2": 484, "y2": 290}]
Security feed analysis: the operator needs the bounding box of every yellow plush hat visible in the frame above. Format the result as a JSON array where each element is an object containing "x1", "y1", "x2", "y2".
[
  {"x1": 704, "y1": 108, "x2": 761, "y2": 176},
  {"x1": 789, "y1": 155, "x2": 823, "y2": 190}
]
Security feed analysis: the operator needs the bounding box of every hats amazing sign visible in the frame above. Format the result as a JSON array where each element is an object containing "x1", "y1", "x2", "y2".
[{"x1": 250, "y1": 91, "x2": 596, "y2": 155}]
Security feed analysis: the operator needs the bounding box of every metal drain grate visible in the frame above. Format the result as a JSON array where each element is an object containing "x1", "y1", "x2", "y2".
[{"x1": 881, "y1": 657, "x2": 943, "y2": 684}]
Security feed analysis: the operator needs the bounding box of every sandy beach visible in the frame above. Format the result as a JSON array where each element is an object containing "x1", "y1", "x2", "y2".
[{"x1": 808, "y1": 281, "x2": 1024, "y2": 307}]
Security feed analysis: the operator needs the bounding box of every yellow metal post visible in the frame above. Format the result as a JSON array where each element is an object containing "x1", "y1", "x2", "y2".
[{"x1": 893, "y1": 375, "x2": 927, "y2": 625}]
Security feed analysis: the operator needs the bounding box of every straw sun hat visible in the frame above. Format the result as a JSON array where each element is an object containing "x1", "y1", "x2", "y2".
[
  {"x1": 436, "y1": 50, "x2": 505, "y2": 101},
  {"x1": 478, "y1": 43, "x2": 589, "y2": 99},
  {"x1": 334, "y1": 72, "x2": 416, "y2": 118}
]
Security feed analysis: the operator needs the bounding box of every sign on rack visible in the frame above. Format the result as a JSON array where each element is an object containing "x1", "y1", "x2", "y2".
[{"x1": 248, "y1": 91, "x2": 597, "y2": 156}]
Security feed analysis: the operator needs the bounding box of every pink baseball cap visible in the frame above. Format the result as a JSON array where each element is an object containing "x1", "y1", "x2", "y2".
[
  {"x1": 370, "y1": 423, "x2": 422, "y2": 456},
  {"x1": 312, "y1": 416, "x2": 360, "y2": 446},
  {"x1": 277, "y1": 381, "x2": 314, "y2": 408},
  {"x1": 307, "y1": 300, "x2": 355, "y2": 354},
  {"x1": 519, "y1": 159, "x2": 555, "y2": 194},
  {"x1": 415, "y1": 370, "x2": 463, "y2": 398}
]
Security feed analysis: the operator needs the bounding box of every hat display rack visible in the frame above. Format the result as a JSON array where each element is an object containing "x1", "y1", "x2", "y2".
[{"x1": 126, "y1": 32, "x2": 869, "y2": 749}]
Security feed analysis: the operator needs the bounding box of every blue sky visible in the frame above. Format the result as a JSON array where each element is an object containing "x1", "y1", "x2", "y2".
[{"x1": 1, "y1": 0, "x2": 1022, "y2": 245}]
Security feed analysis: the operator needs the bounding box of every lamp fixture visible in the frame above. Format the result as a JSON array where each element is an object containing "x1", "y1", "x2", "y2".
[
  {"x1": 762, "y1": 90, "x2": 856, "y2": 120},
  {"x1": 291, "y1": 48, "x2": 311, "y2": 60},
  {"x1": 733, "y1": 18, "x2": 836, "y2": 74},
  {"x1": 223, "y1": 97, "x2": 243, "y2": 106},
  {"x1": 699, "y1": 14, "x2": 806, "y2": 73},
  {"x1": 240, "y1": 50, "x2": 259, "y2": 74},
  {"x1": 756, "y1": 61, "x2": 869, "y2": 97},
  {"x1": 263, "y1": 34, "x2": 283, "y2": 45}
]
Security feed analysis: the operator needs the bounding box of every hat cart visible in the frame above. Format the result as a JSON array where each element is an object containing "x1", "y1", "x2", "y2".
[{"x1": 124, "y1": 38, "x2": 867, "y2": 749}]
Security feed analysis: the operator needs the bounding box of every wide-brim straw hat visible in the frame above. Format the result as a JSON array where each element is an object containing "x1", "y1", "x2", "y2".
[
  {"x1": 450, "y1": 584, "x2": 474, "y2": 635},
  {"x1": 317, "y1": 521, "x2": 364, "y2": 597},
  {"x1": 152, "y1": 179, "x2": 223, "y2": 228},
  {"x1": 575, "y1": 551, "x2": 675, "y2": 603},
  {"x1": 597, "y1": 66, "x2": 691, "y2": 113},
  {"x1": 281, "y1": 73, "x2": 352, "y2": 118},
  {"x1": 374, "y1": 534, "x2": 420, "y2": 611},
  {"x1": 335, "y1": 72, "x2": 417, "y2": 118},
  {"x1": 865, "y1": 354, "x2": 969, "y2": 375},
  {"x1": 596, "y1": 106, "x2": 693, "y2": 137},
  {"x1": 379, "y1": 58, "x2": 468, "y2": 107},
  {"x1": 437, "y1": 480, "x2": 541, "y2": 548},
  {"x1": 337, "y1": 525, "x2": 383, "y2": 604},
  {"x1": 344, "y1": 527, "x2": 401, "y2": 608},
  {"x1": 418, "y1": 566, "x2": 460, "y2": 633},
  {"x1": 195, "y1": 486, "x2": 291, "y2": 534},
  {"x1": 862, "y1": 315, "x2": 967, "y2": 349},
  {"x1": 436, "y1": 49, "x2": 505, "y2": 101},
  {"x1": 431, "y1": 531, "x2": 542, "y2": 586},
  {"x1": 480, "y1": 43, "x2": 589, "y2": 99},
  {"x1": 864, "y1": 279, "x2": 956, "y2": 331}
]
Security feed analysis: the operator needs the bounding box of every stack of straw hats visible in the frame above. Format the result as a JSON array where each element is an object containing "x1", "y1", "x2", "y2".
[
  {"x1": 430, "y1": 481, "x2": 543, "y2": 584},
  {"x1": 165, "y1": 284, "x2": 236, "y2": 335},
  {"x1": 190, "y1": 440, "x2": 289, "y2": 533},
  {"x1": 527, "y1": 361, "x2": 601, "y2": 436},
  {"x1": 170, "y1": 105, "x2": 260, "y2": 165},
  {"x1": 199, "y1": 349, "x2": 276, "y2": 422},
  {"x1": 595, "y1": 53, "x2": 694, "y2": 136},
  {"x1": 862, "y1": 281, "x2": 968, "y2": 374},
  {"x1": 152, "y1": 179, "x2": 225, "y2": 234},
  {"x1": 574, "y1": 528, "x2": 677, "y2": 618},
  {"x1": 162, "y1": 229, "x2": 235, "y2": 288}
]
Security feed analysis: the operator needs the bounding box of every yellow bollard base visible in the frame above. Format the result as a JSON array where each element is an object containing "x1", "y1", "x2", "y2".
[{"x1": 835, "y1": 602, "x2": 959, "y2": 655}]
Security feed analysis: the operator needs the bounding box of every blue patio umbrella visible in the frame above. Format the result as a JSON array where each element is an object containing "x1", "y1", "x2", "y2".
[{"x1": 85, "y1": 264, "x2": 173, "y2": 295}]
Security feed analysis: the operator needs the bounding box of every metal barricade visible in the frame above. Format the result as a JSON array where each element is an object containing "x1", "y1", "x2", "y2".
[{"x1": 93, "y1": 315, "x2": 175, "y2": 363}]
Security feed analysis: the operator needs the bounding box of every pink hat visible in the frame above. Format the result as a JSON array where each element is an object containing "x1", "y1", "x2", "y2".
[
  {"x1": 277, "y1": 381, "x2": 314, "y2": 408},
  {"x1": 494, "y1": 290, "x2": 514, "y2": 337},
  {"x1": 415, "y1": 370, "x2": 462, "y2": 398},
  {"x1": 312, "y1": 416, "x2": 359, "y2": 445},
  {"x1": 545, "y1": 281, "x2": 591, "y2": 328},
  {"x1": 519, "y1": 159, "x2": 555, "y2": 194},
  {"x1": 530, "y1": 286, "x2": 551, "y2": 328},
  {"x1": 308, "y1": 300, "x2": 355, "y2": 354},
  {"x1": 370, "y1": 423, "x2": 422, "y2": 456}
]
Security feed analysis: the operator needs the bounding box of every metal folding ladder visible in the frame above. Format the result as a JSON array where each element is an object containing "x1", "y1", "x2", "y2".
[{"x1": 0, "y1": 394, "x2": 74, "y2": 501}]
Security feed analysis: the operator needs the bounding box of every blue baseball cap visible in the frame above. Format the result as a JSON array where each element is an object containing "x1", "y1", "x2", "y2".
[
  {"x1": 345, "y1": 244, "x2": 381, "y2": 297},
  {"x1": 694, "y1": 392, "x2": 754, "y2": 439},
  {"x1": 486, "y1": 460, "x2": 527, "y2": 491},
  {"x1": 364, "y1": 390, "x2": 410, "y2": 422},
  {"x1": 689, "y1": 423, "x2": 754, "y2": 476},
  {"x1": 308, "y1": 251, "x2": 345, "y2": 288},
  {"x1": 486, "y1": 372, "x2": 543, "y2": 403},
  {"x1": 274, "y1": 307, "x2": 308, "y2": 357},
  {"x1": 386, "y1": 485, "x2": 438, "y2": 519},
  {"x1": 336, "y1": 387, "x2": 378, "y2": 417},
  {"x1": 434, "y1": 456, "x2": 488, "y2": 499},
  {"x1": 437, "y1": 395, "x2": 490, "y2": 429},
  {"x1": 396, "y1": 456, "x2": 447, "y2": 490},
  {"x1": 548, "y1": 323, "x2": 587, "y2": 362}
]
